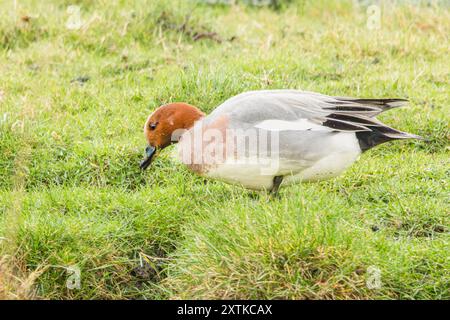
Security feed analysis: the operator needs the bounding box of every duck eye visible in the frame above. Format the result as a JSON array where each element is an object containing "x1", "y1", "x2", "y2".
[{"x1": 149, "y1": 122, "x2": 157, "y2": 130}]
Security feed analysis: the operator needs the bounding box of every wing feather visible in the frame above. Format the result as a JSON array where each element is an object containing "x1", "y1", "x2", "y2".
[{"x1": 216, "y1": 90, "x2": 420, "y2": 139}]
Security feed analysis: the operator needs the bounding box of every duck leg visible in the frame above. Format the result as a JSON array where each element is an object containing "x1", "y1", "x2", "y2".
[{"x1": 271, "y1": 175, "x2": 283, "y2": 195}]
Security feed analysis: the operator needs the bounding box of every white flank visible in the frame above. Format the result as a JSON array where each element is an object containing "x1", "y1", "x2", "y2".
[
  {"x1": 207, "y1": 132, "x2": 361, "y2": 189},
  {"x1": 206, "y1": 157, "x2": 278, "y2": 190},
  {"x1": 285, "y1": 132, "x2": 361, "y2": 183}
]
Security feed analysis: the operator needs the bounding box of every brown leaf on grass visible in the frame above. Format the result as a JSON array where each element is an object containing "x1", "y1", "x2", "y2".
[
  {"x1": 21, "y1": 15, "x2": 31, "y2": 23},
  {"x1": 416, "y1": 22, "x2": 435, "y2": 31},
  {"x1": 51, "y1": 131, "x2": 61, "y2": 141}
]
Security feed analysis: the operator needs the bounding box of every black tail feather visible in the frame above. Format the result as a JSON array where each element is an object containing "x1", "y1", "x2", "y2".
[
  {"x1": 320, "y1": 110, "x2": 423, "y2": 152},
  {"x1": 356, "y1": 129, "x2": 423, "y2": 152},
  {"x1": 356, "y1": 131, "x2": 395, "y2": 151}
]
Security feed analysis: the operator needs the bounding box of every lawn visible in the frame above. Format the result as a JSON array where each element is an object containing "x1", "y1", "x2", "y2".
[{"x1": 0, "y1": 0, "x2": 448, "y2": 299}]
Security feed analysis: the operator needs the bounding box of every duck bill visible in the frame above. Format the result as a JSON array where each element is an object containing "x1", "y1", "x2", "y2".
[{"x1": 140, "y1": 145, "x2": 156, "y2": 170}]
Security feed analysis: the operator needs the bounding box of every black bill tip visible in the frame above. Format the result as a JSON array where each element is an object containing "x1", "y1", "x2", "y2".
[{"x1": 140, "y1": 145, "x2": 156, "y2": 170}]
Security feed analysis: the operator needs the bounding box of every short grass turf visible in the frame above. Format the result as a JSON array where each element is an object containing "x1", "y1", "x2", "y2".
[{"x1": 0, "y1": 0, "x2": 449, "y2": 299}]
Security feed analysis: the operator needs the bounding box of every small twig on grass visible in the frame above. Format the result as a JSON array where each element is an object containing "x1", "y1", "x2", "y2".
[
  {"x1": 139, "y1": 252, "x2": 173, "y2": 261},
  {"x1": 157, "y1": 11, "x2": 235, "y2": 44},
  {"x1": 192, "y1": 32, "x2": 222, "y2": 43}
]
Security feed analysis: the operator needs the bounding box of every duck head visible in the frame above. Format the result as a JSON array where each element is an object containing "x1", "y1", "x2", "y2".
[{"x1": 140, "y1": 102, "x2": 205, "y2": 170}]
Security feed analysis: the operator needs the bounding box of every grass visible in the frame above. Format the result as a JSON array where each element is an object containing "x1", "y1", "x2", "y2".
[{"x1": 0, "y1": 0, "x2": 448, "y2": 299}]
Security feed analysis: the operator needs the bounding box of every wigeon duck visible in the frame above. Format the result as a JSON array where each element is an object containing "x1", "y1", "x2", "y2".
[{"x1": 140, "y1": 90, "x2": 421, "y2": 192}]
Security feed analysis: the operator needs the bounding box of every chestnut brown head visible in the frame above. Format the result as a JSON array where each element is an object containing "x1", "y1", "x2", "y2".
[{"x1": 140, "y1": 103, "x2": 204, "y2": 170}]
